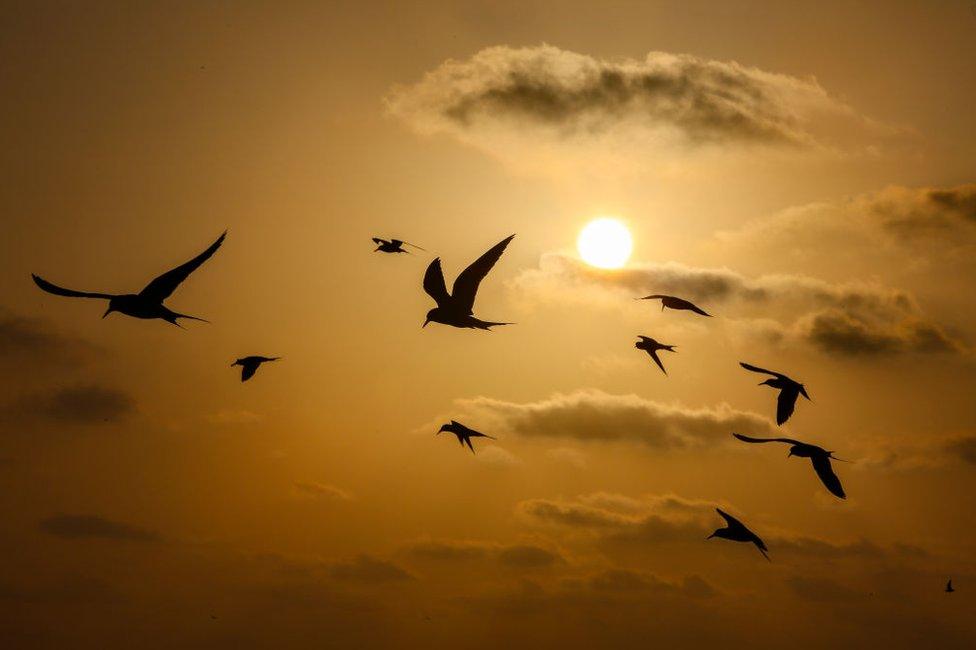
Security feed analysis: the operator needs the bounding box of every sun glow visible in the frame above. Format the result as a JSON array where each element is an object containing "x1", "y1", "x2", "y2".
[{"x1": 577, "y1": 218, "x2": 633, "y2": 269}]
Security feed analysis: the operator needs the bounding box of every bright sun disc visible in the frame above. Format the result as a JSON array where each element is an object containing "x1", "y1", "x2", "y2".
[{"x1": 577, "y1": 218, "x2": 633, "y2": 269}]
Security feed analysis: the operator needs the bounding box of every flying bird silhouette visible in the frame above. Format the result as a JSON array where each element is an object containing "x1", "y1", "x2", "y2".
[
  {"x1": 423, "y1": 234, "x2": 514, "y2": 330},
  {"x1": 732, "y1": 433, "x2": 846, "y2": 499},
  {"x1": 708, "y1": 508, "x2": 769, "y2": 560},
  {"x1": 372, "y1": 237, "x2": 425, "y2": 254},
  {"x1": 635, "y1": 336, "x2": 676, "y2": 375},
  {"x1": 437, "y1": 420, "x2": 495, "y2": 453},
  {"x1": 739, "y1": 362, "x2": 810, "y2": 425},
  {"x1": 640, "y1": 294, "x2": 711, "y2": 317},
  {"x1": 32, "y1": 231, "x2": 226, "y2": 327},
  {"x1": 946, "y1": 579, "x2": 955, "y2": 593},
  {"x1": 232, "y1": 356, "x2": 280, "y2": 382}
]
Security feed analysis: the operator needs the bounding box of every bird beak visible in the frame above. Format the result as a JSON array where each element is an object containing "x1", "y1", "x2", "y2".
[
  {"x1": 422, "y1": 318, "x2": 430, "y2": 328},
  {"x1": 102, "y1": 307, "x2": 113, "y2": 319},
  {"x1": 706, "y1": 533, "x2": 715, "y2": 540}
]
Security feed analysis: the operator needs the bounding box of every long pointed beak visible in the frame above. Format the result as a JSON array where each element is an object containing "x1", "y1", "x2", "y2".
[
  {"x1": 102, "y1": 307, "x2": 113, "y2": 319},
  {"x1": 706, "y1": 533, "x2": 715, "y2": 540},
  {"x1": 422, "y1": 318, "x2": 430, "y2": 328}
]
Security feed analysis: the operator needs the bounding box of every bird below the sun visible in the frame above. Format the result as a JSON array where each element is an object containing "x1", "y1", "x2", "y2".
[
  {"x1": 639, "y1": 294, "x2": 712, "y2": 317},
  {"x1": 372, "y1": 237, "x2": 425, "y2": 254},
  {"x1": 31, "y1": 231, "x2": 226, "y2": 327},
  {"x1": 732, "y1": 433, "x2": 847, "y2": 499},
  {"x1": 635, "y1": 336, "x2": 676, "y2": 375},
  {"x1": 423, "y1": 234, "x2": 515, "y2": 330},
  {"x1": 231, "y1": 356, "x2": 280, "y2": 382},
  {"x1": 437, "y1": 421, "x2": 496, "y2": 453},
  {"x1": 739, "y1": 361, "x2": 810, "y2": 425}
]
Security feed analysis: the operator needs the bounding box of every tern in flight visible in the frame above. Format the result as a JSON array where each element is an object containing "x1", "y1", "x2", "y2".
[
  {"x1": 232, "y1": 356, "x2": 280, "y2": 382},
  {"x1": 32, "y1": 231, "x2": 226, "y2": 327},
  {"x1": 739, "y1": 362, "x2": 810, "y2": 425},
  {"x1": 635, "y1": 336, "x2": 676, "y2": 375},
  {"x1": 372, "y1": 237, "x2": 425, "y2": 254},
  {"x1": 732, "y1": 433, "x2": 847, "y2": 499},
  {"x1": 708, "y1": 508, "x2": 769, "y2": 560},
  {"x1": 437, "y1": 421, "x2": 495, "y2": 454},
  {"x1": 423, "y1": 234, "x2": 514, "y2": 330},
  {"x1": 946, "y1": 579, "x2": 955, "y2": 593},
  {"x1": 639, "y1": 294, "x2": 711, "y2": 317}
]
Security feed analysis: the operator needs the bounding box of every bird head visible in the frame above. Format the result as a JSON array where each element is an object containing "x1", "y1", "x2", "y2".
[
  {"x1": 102, "y1": 298, "x2": 119, "y2": 319},
  {"x1": 436, "y1": 424, "x2": 450, "y2": 435},
  {"x1": 787, "y1": 448, "x2": 796, "y2": 458},
  {"x1": 759, "y1": 379, "x2": 776, "y2": 387},
  {"x1": 423, "y1": 308, "x2": 439, "y2": 328}
]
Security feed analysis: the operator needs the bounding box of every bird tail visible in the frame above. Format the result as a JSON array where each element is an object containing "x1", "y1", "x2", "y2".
[
  {"x1": 481, "y1": 321, "x2": 514, "y2": 330},
  {"x1": 173, "y1": 312, "x2": 210, "y2": 324}
]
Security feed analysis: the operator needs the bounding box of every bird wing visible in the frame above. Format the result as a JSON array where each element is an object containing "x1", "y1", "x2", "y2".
[
  {"x1": 799, "y1": 384, "x2": 811, "y2": 401},
  {"x1": 715, "y1": 508, "x2": 743, "y2": 529},
  {"x1": 464, "y1": 436, "x2": 475, "y2": 453},
  {"x1": 640, "y1": 294, "x2": 667, "y2": 300},
  {"x1": 241, "y1": 364, "x2": 257, "y2": 382},
  {"x1": 776, "y1": 385, "x2": 800, "y2": 425},
  {"x1": 732, "y1": 433, "x2": 803, "y2": 445},
  {"x1": 372, "y1": 237, "x2": 387, "y2": 245},
  {"x1": 451, "y1": 234, "x2": 515, "y2": 313},
  {"x1": 138, "y1": 231, "x2": 226, "y2": 302},
  {"x1": 647, "y1": 350, "x2": 667, "y2": 375},
  {"x1": 684, "y1": 301, "x2": 712, "y2": 317},
  {"x1": 752, "y1": 536, "x2": 770, "y2": 561},
  {"x1": 811, "y1": 454, "x2": 845, "y2": 498},
  {"x1": 739, "y1": 362, "x2": 784, "y2": 378},
  {"x1": 423, "y1": 259, "x2": 451, "y2": 307},
  {"x1": 31, "y1": 274, "x2": 115, "y2": 299}
]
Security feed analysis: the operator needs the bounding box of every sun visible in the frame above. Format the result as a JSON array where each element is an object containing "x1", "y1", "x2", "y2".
[{"x1": 577, "y1": 217, "x2": 633, "y2": 269}]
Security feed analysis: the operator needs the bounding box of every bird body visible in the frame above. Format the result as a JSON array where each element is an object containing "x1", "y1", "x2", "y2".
[
  {"x1": 635, "y1": 336, "x2": 676, "y2": 375},
  {"x1": 708, "y1": 508, "x2": 769, "y2": 560},
  {"x1": 739, "y1": 362, "x2": 810, "y2": 425},
  {"x1": 373, "y1": 237, "x2": 424, "y2": 254},
  {"x1": 232, "y1": 356, "x2": 280, "y2": 382},
  {"x1": 32, "y1": 231, "x2": 226, "y2": 327},
  {"x1": 640, "y1": 294, "x2": 711, "y2": 317},
  {"x1": 732, "y1": 433, "x2": 846, "y2": 498},
  {"x1": 437, "y1": 420, "x2": 495, "y2": 453},
  {"x1": 423, "y1": 235, "x2": 514, "y2": 330},
  {"x1": 946, "y1": 579, "x2": 954, "y2": 593}
]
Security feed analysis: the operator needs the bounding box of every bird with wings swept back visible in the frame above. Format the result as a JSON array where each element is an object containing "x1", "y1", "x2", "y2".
[{"x1": 739, "y1": 362, "x2": 810, "y2": 425}]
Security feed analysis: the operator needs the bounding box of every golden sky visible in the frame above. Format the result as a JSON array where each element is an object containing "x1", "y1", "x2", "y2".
[{"x1": 2, "y1": 1, "x2": 976, "y2": 648}]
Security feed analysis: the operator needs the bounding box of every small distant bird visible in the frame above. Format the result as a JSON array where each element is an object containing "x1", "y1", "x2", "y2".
[
  {"x1": 437, "y1": 420, "x2": 495, "y2": 453},
  {"x1": 946, "y1": 579, "x2": 955, "y2": 593},
  {"x1": 708, "y1": 508, "x2": 769, "y2": 560},
  {"x1": 739, "y1": 362, "x2": 810, "y2": 425},
  {"x1": 423, "y1": 234, "x2": 514, "y2": 330},
  {"x1": 639, "y1": 294, "x2": 711, "y2": 317},
  {"x1": 32, "y1": 231, "x2": 226, "y2": 327},
  {"x1": 231, "y1": 356, "x2": 280, "y2": 382},
  {"x1": 372, "y1": 237, "x2": 425, "y2": 254},
  {"x1": 732, "y1": 433, "x2": 846, "y2": 499},
  {"x1": 635, "y1": 336, "x2": 676, "y2": 375}
]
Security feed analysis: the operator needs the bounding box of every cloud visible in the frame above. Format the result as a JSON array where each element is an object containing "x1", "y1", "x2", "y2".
[
  {"x1": 0, "y1": 310, "x2": 100, "y2": 367},
  {"x1": 39, "y1": 514, "x2": 161, "y2": 542},
  {"x1": 448, "y1": 389, "x2": 774, "y2": 449},
  {"x1": 585, "y1": 569, "x2": 714, "y2": 598},
  {"x1": 328, "y1": 555, "x2": 414, "y2": 583},
  {"x1": 943, "y1": 436, "x2": 976, "y2": 465},
  {"x1": 9, "y1": 384, "x2": 135, "y2": 424},
  {"x1": 545, "y1": 446, "x2": 587, "y2": 469},
  {"x1": 512, "y1": 254, "x2": 965, "y2": 357},
  {"x1": 404, "y1": 538, "x2": 562, "y2": 569},
  {"x1": 387, "y1": 44, "x2": 870, "y2": 162},
  {"x1": 293, "y1": 481, "x2": 353, "y2": 500},
  {"x1": 786, "y1": 575, "x2": 862, "y2": 602}
]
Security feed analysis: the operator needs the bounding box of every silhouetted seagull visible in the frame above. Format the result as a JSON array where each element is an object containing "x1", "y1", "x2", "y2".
[
  {"x1": 640, "y1": 294, "x2": 711, "y2": 317},
  {"x1": 635, "y1": 336, "x2": 675, "y2": 375},
  {"x1": 946, "y1": 579, "x2": 955, "y2": 593},
  {"x1": 708, "y1": 508, "x2": 769, "y2": 560},
  {"x1": 732, "y1": 433, "x2": 846, "y2": 499},
  {"x1": 739, "y1": 362, "x2": 810, "y2": 425},
  {"x1": 373, "y1": 237, "x2": 425, "y2": 254},
  {"x1": 437, "y1": 420, "x2": 495, "y2": 453},
  {"x1": 32, "y1": 231, "x2": 226, "y2": 327},
  {"x1": 232, "y1": 356, "x2": 280, "y2": 382},
  {"x1": 423, "y1": 234, "x2": 514, "y2": 330}
]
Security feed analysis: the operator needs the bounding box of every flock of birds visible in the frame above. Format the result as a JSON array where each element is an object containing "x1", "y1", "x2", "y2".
[{"x1": 29, "y1": 231, "x2": 956, "y2": 586}]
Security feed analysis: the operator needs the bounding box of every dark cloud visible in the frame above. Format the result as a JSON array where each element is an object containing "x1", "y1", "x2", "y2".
[
  {"x1": 9, "y1": 384, "x2": 135, "y2": 424},
  {"x1": 404, "y1": 539, "x2": 561, "y2": 569},
  {"x1": 786, "y1": 575, "x2": 862, "y2": 602},
  {"x1": 584, "y1": 569, "x2": 715, "y2": 599},
  {"x1": 39, "y1": 514, "x2": 161, "y2": 542},
  {"x1": 514, "y1": 254, "x2": 965, "y2": 357},
  {"x1": 871, "y1": 184, "x2": 976, "y2": 239},
  {"x1": 452, "y1": 389, "x2": 774, "y2": 449},
  {"x1": 328, "y1": 555, "x2": 414, "y2": 583},
  {"x1": 497, "y1": 544, "x2": 560, "y2": 569},
  {"x1": 944, "y1": 436, "x2": 976, "y2": 465},
  {"x1": 0, "y1": 309, "x2": 99, "y2": 367},
  {"x1": 388, "y1": 45, "x2": 859, "y2": 151}
]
